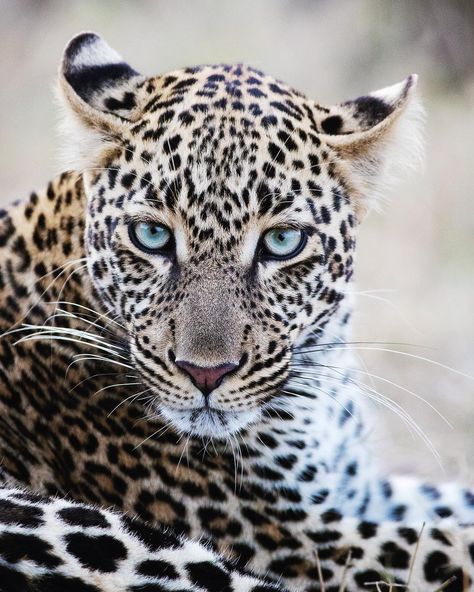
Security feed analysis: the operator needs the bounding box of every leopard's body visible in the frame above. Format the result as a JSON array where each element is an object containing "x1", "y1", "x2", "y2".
[{"x1": 0, "y1": 33, "x2": 473, "y2": 592}]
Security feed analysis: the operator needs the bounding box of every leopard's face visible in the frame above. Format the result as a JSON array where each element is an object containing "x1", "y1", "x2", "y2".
[{"x1": 61, "y1": 34, "x2": 420, "y2": 438}]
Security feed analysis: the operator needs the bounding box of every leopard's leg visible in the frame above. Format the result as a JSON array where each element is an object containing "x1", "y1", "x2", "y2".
[
  {"x1": 241, "y1": 509, "x2": 474, "y2": 591},
  {"x1": 0, "y1": 486, "x2": 284, "y2": 592}
]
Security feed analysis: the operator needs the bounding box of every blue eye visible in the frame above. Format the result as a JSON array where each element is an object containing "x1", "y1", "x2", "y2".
[
  {"x1": 262, "y1": 228, "x2": 306, "y2": 259},
  {"x1": 129, "y1": 221, "x2": 173, "y2": 254}
]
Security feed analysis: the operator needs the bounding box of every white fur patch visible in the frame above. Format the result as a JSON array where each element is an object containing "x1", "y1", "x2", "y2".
[{"x1": 70, "y1": 35, "x2": 124, "y2": 70}]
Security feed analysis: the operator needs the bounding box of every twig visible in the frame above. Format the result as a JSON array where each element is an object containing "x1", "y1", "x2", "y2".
[
  {"x1": 434, "y1": 576, "x2": 457, "y2": 592},
  {"x1": 338, "y1": 550, "x2": 352, "y2": 592},
  {"x1": 314, "y1": 549, "x2": 326, "y2": 592},
  {"x1": 407, "y1": 522, "x2": 426, "y2": 587}
]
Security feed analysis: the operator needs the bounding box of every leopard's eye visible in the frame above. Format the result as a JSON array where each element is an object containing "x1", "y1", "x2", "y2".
[
  {"x1": 129, "y1": 221, "x2": 173, "y2": 254},
  {"x1": 261, "y1": 228, "x2": 307, "y2": 260}
]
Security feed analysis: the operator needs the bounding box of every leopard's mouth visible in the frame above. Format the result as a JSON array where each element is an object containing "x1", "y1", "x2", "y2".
[{"x1": 158, "y1": 404, "x2": 260, "y2": 439}]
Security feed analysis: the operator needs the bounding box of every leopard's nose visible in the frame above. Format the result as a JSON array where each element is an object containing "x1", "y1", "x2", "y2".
[{"x1": 175, "y1": 360, "x2": 239, "y2": 395}]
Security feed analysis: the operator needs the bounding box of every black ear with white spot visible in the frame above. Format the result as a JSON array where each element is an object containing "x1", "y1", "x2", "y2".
[
  {"x1": 57, "y1": 32, "x2": 144, "y2": 170},
  {"x1": 315, "y1": 76, "x2": 424, "y2": 216}
]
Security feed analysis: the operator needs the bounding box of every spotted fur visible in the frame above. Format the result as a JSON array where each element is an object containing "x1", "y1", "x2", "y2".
[{"x1": 0, "y1": 32, "x2": 473, "y2": 592}]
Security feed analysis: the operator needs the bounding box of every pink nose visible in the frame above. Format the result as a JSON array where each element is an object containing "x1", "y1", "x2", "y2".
[{"x1": 175, "y1": 360, "x2": 238, "y2": 395}]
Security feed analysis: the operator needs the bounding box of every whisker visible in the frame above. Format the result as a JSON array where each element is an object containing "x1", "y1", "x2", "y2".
[
  {"x1": 175, "y1": 434, "x2": 191, "y2": 477},
  {"x1": 70, "y1": 371, "x2": 137, "y2": 392},
  {"x1": 295, "y1": 345, "x2": 473, "y2": 381},
  {"x1": 92, "y1": 381, "x2": 143, "y2": 398},
  {"x1": 0, "y1": 257, "x2": 89, "y2": 335},
  {"x1": 292, "y1": 362, "x2": 452, "y2": 427},
  {"x1": 14, "y1": 328, "x2": 127, "y2": 357},
  {"x1": 66, "y1": 354, "x2": 134, "y2": 372},
  {"x1": 133, "y1": 422, "x2": 174, "y2": 450},
  {"x1": 107, "y1": 387, "x2": 153, "y2": 418},
  {"x1": 43, "y1": 310, "x2": 125, "y2": 344},
  {"x1": 281, "y1": 385, "x2": 354, "y2": 419},
  {"x1": 294, "y1": 340, "x2": 432, "y2": 352},
  {"x1": 50, "y1": 301, "x2": 127, "y2": 330},
  {"x1": 290, "y1": 370, "x2": 441, "y2": 465}
]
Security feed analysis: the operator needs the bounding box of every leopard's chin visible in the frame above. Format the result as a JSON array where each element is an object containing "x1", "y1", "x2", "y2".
[{"x1": 158, "y1": 405, "x2": 260, "y2": 440}]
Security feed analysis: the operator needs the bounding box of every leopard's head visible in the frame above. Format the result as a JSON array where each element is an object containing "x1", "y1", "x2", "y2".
[{"x1": 58, "y1": 33, "x2": 423, "y2": 438}]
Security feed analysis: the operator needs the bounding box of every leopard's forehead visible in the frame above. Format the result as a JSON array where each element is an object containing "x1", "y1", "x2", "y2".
[
  {"x1": 107, "y1": 64, "x2": 345, "y2": 250},
  {"x1": 137, "y1": 63, "x2": 312, "y2": 127},
  {"x1": 129, "y1": 63, "x2": 331, "y2": 172}
]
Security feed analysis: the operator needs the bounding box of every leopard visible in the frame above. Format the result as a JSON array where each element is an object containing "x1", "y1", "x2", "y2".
[{"x1": 0, "y1": 31, "x2": 473, "y2": 592}]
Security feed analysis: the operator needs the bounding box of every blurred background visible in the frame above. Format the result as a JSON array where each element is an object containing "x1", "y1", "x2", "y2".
[{"x1": 1, "y1": 0, "x2": 473, "y2": 481}]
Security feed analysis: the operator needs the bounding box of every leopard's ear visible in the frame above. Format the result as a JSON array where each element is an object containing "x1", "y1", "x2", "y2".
[
  {"x1": 57, "y1": 32, "x2": 144, "y2": 171},
  {"x1": 316, "y1": 76, "x2": 424, "y2": 216}
]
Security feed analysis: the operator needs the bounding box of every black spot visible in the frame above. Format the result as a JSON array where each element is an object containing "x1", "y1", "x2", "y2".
[
  {"x1": 354, "y1": 569, "x2": 384, "y2": 588},
  {"x1": 431, "y1": 528, "x2": 453, "y2": 547},
  {"x1": 104, "y1": 91, "x2": 136, "y2": 111},
  {"x1": 57, "y1": 506, "x2": 109, "y2": 528},
  {"x1": 379, "y1": 541, "x2": 410, "y2": 569},
  {"x1": 268, "y1": 554, "x2": 306, "y2": 578},
  {"x1": 0, "y1": 499, "x2": 44, "y2": 528},
  {"x1": 261, "y1": 115, "x2": 278, "y2": 128},
  {"x1": 137, "y1": 559, "x2": 179, "y2": 579},
  {"x1": 257, "y1": 432, "x2": 278, "y2": 449},
  {"x1": 121, "y1": 173, "x2": 135, "y2": 189},
  {"x1": 397, "y1": 527, "x2": 419, "y2": 545},
  {"x1": 310, "y1": 489, "x2": 329, "y2": 504},
  {"x1": 434, "y1": 506, "x2": 453, "y2": 519},
  {"x1": 390, "y1": 504, "x2": 406, "y2": 521},
  {"x1": 0, "y1": 532, "x2": 61, "y2": 568},
  {"x1": 321, "y1": 115, "x2": 343, "y2": 134},
  {"x1": 64, "y1": 533, "x2": 127, "y2": 573},
  {"x1": 122, "y1": 516, "x2": 181, "y2": 551},
  {"x1": 267, "y1": 507, "x2": 307, "y2": 522},
  {"x1": 297, "y1": 465, "x2": 317, "y2": 482},
  {"x1": 464, "y1": 489, "x2": 474, "y2": 507},
  {"x1": 268, "y1": 142, "x2": 285, "y2": 165},
  {"x1": 420, "y1": 483, "x2": 441, "y2": 500},
  {"x1": 277, "y1": 130, "x2": 297, "y2": 151},
  {"x1": 358, "y1": 521, "x2": 377, "y2": 539},
  {"x1": 269, "y1": 83, "x2": 289, "y2": 95},
  {"x1": 164, "y1": 135, "x2": 182, "y2": 153},
  {"x1": 274, "y1": 454, "x2": 297, "y2": 470},
  {"x1": 242, "y1": 507, "x2": 270, "y2": 528},
  {"x1": 346, "y1": 461, "x2": 357, "y2": 476},
  {"x1": 178, "y1": 111, "x2": 195, "y2": 126},
  {"x1": 186, "y1": 561, "x2": 231, "y2": 592},
  {"x1": 248, "y1": 87, "x2": 266, "y2": 98},
  {"x1": 306, "y1": 529, "x2": 342, "y2": 544},
  {"x1": 0, "y1": 564, "x2": 30, "y2": 591},
  {"x1": 173, "y1": 77, "x2": 198, "y2": 91},
  {"x1": 320, "y1": 509, "x2": 342, "y2": 523},
  {"x1": 231, "y1": 542, "x2": 255, "y2": 567},
  {"x1": 320, "y1": 206, "x2": 331, "y2": 224},
  {"x1": 252, "y1": 465, "x2": 283, "y2": 481},
  {"x1": 423, "y1": 550, "x2": 450, "y2": 582},
  {"x1": 380, "y1": 480, "x2": 393, "y2": 498}
]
